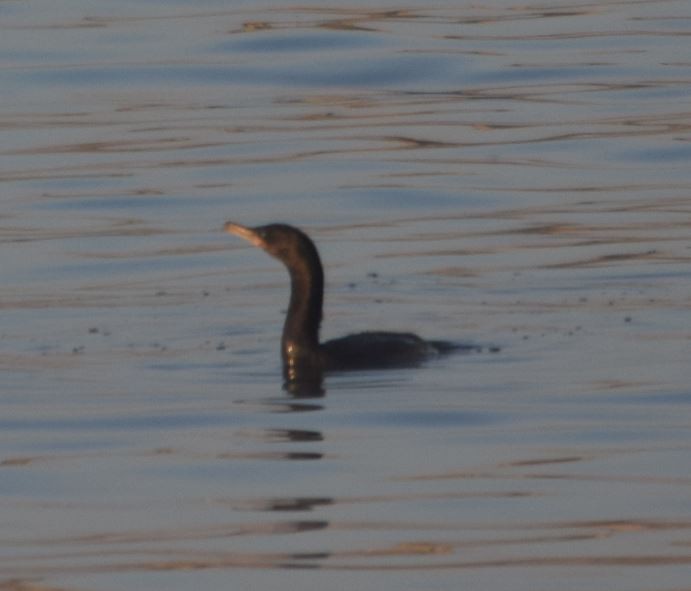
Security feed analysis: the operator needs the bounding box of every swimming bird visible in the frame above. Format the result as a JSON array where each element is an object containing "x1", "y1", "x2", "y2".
[{"x1": 225, "y1": 222, "x2": 460, "y2": 384}]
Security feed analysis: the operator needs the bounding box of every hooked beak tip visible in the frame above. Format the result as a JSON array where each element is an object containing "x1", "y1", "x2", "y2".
[{"x1": 224, "y1": 222, "x2": 265, "y2": 248}]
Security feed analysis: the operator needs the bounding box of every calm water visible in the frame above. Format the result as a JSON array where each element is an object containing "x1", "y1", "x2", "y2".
[{"x1": 1, "y1": 1, "x2": 691, "y2": 590}]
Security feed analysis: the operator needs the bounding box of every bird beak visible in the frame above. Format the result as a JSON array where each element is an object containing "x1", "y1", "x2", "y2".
[{"x1": 224, "y1": 222, "x2": 266, "y2": 248}]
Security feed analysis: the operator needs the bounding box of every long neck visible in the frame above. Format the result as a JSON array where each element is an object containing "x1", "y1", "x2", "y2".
[{"x1": 281, "y1": 248, "x2": 324, "y2": 358}]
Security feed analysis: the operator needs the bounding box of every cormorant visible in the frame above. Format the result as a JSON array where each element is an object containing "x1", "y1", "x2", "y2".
[{"x1": 225, "y1": 222, "x2": 460, "y2": 384}]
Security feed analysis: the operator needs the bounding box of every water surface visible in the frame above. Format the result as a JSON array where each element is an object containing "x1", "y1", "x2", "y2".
[{"x1": 1, "y1": 1, "x2": 690, "y2": 590}]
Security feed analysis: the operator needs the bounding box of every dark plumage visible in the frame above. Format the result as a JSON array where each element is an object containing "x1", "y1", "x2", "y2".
[{"x1": 225, "y1": 222, "x2": 459, "y2": 384}]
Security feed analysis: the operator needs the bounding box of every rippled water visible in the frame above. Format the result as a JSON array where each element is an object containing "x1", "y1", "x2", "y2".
[{"x1": 1, "y1": 1, "x2": 691, "y2": 590}]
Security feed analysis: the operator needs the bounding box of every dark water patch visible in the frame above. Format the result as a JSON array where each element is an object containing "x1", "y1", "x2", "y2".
[
  {"x1": 23, "y1": 256, "x2": 203, "y2": 281},
  {"x1": 38, "y1": 194, "x2": 222, "y2": 211},
  {"x1": 341, "y1": 187, "x2": 491, "y2": 210},
  {"x1": 6, "y1": 437, "x2": 127, "y2": 454},
  {"x1": 146, "y1": 459, "x2": 332, "y2": 486},
  {"x1": 0, "y1": 412, "x2": 241, "y2": 433},
  {"x1": 0, "y1": 469, "x2": 80, "y2": 497},
  {"x1": 260, "y1": 428, "x2": 324, "y2": 443},
  {"x1": 147, "y1": 361, "x2": 235, "y2": 372},
  {"x1": 16, "y1": 54, "x2": 455, "y2": 90},
  {"x1": 621, "y1": 142, "x2": 691, "y2": 163},
  {"x1": 234, "y1": 397, "x2": 324, "y2": 414},
  {"x1": 231, "y1": 496, "x2": 334, "y2": 513},
  {"x1": 628, "y1": 83, "x2": 691, "y2": 100},
  {"x1": 349, "y1": 409, "x2": 499, "y2": 429},
  {"x1": 471, "y1": 64, "x2": 628, "y2": 85},
  {"x1": 217, "y1": 30, "x2": 383, "y2": 53},
  {"x1": 607, "y1": 391, "x2": 691, "y2": 406}
]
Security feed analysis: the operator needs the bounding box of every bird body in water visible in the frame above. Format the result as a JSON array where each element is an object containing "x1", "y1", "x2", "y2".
[{"x1": 225, "y1": 222, "x2": 460, "y2": 385}]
